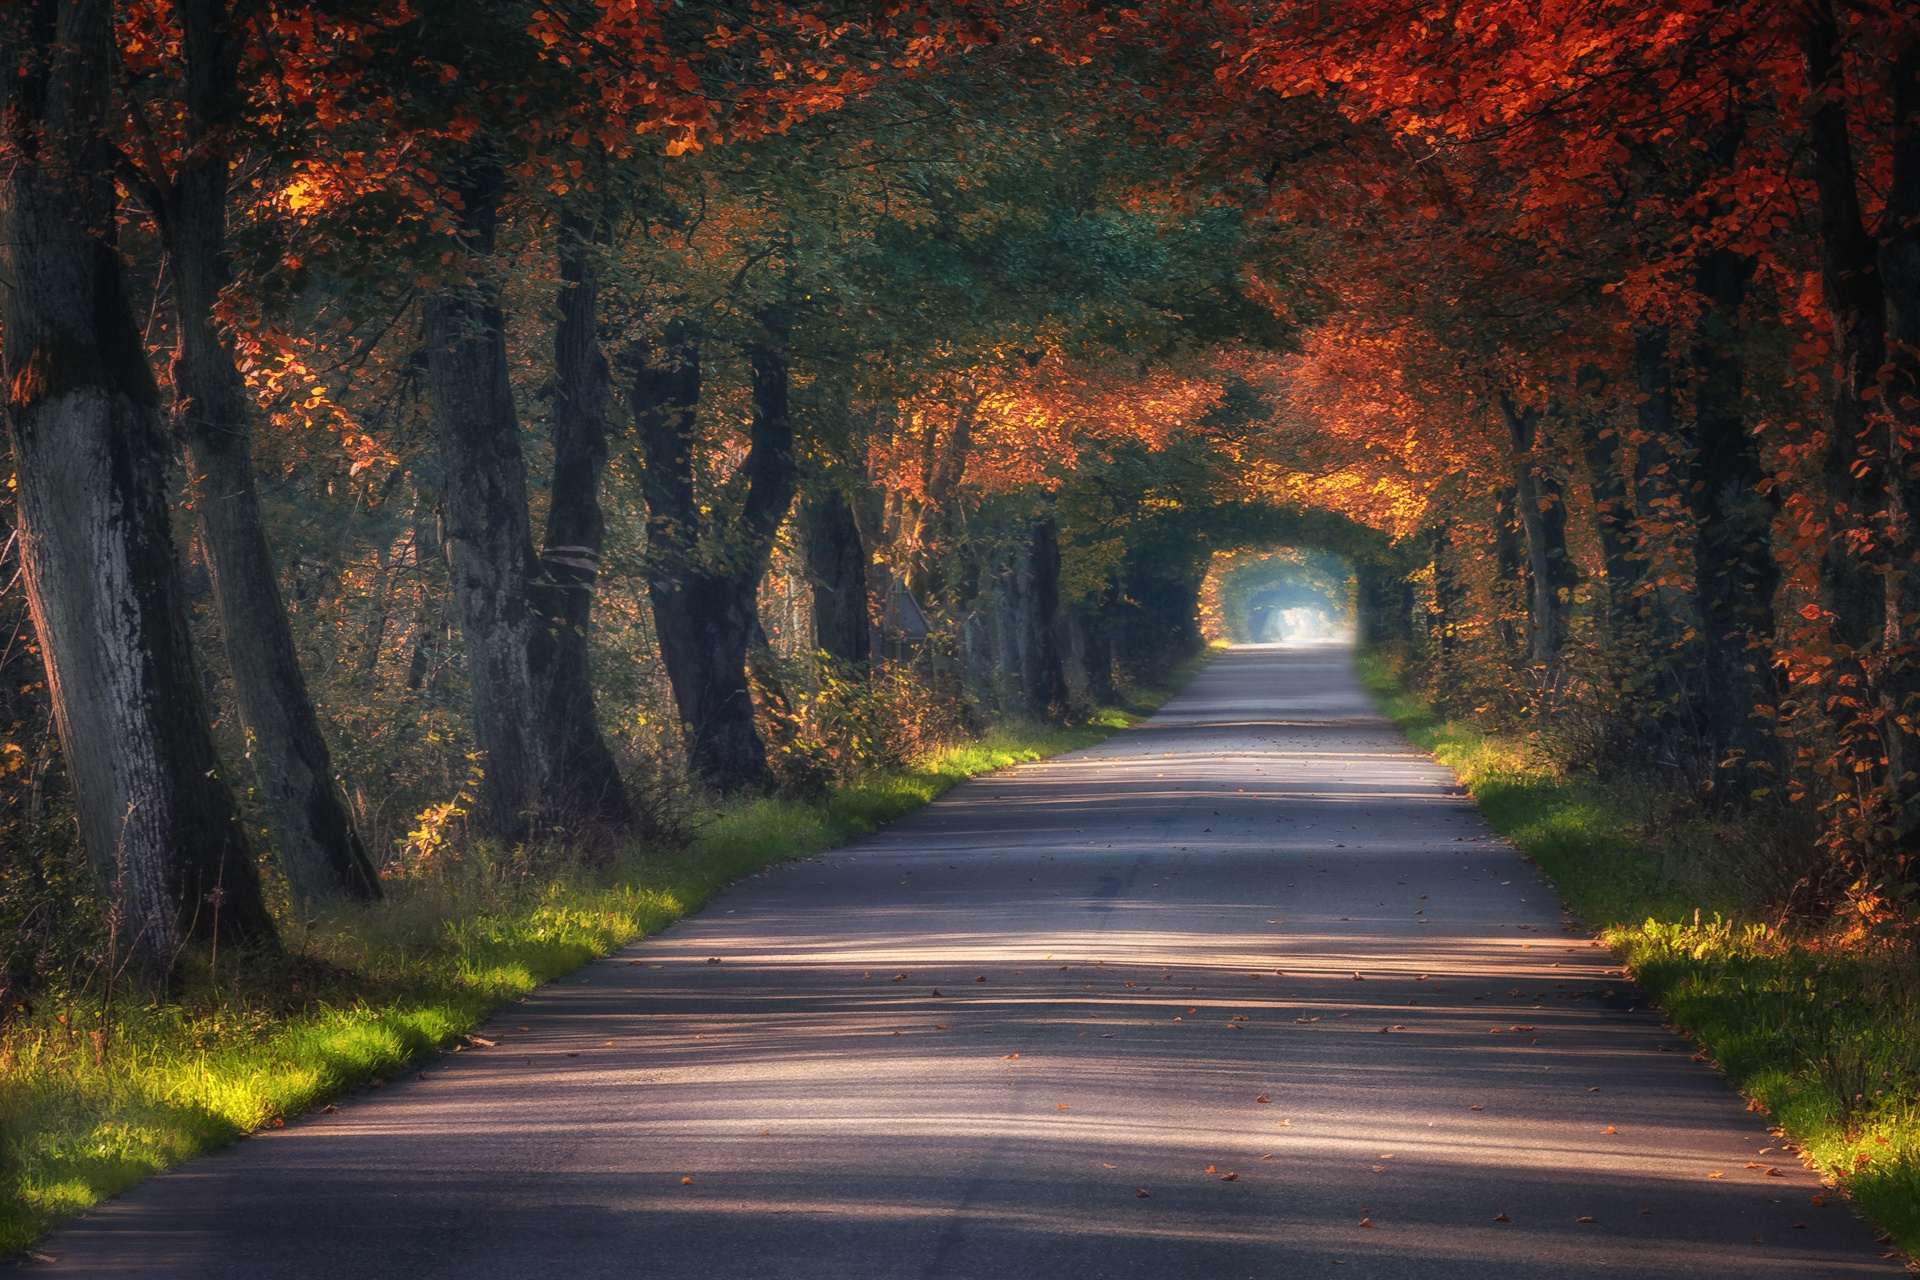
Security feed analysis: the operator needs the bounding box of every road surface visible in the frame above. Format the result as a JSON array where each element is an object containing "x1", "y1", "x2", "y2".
[{"x1": 38, "y1": 645, "x2": 1899, "y2": 1277}]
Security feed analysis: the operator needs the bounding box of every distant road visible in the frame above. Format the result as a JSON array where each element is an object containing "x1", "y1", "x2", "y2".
[{"x1": 39, "y1": 645, "x2": 1898, "y2": 1278}]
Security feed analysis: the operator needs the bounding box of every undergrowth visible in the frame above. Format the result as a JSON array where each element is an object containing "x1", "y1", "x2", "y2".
[
  {"x1": 1358, "y1": 647, "x2": 1920, "y2": 1261},
  {"x1": 0, "y1": 663, "x2": 1199, "y2": 1258}
]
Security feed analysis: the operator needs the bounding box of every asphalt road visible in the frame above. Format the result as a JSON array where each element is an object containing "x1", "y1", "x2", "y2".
[{"x1": 37, "y1": 645, "x2": 1901, "y2": 1277}]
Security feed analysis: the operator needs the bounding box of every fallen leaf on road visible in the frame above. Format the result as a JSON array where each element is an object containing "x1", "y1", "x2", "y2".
[
  {"x1": 681, "y1": 1177, "x2": 696, "y2": 1186},
  {"x1": 1765, "y1": 1167, "x2": 1784, "y2": 1177},
  {"x1": 892, "y1": 974, "x2": 908, "y2": 982},
  {"x1": 1136, "y1": 1188, "x2": 1151, "y2": 1198},
  {"x1": 468, "y1": 1036, "x2": 496, "y2": 1048},
  {"x1": 1469, "y1": 1105, "x2": 1485, "y2": 1111},
  {"x1": 1256, "y1": 1095, "x2": 1271, "y2": 1103},
  {"x1": 705, "y1": 958, "x2": 722, "y2": 964},
  {"x1": 320, "y1": 1105, "x2": 338, "y2": 1114},
  {"x1": 975, "y1": 976, "x2": 988, "y2": 982},
  {"x1": 1576, "y1": 1216, "x2": 1595, "y2": 1223},
  {"x1": 1205, "y1": 1165, "x2": 1216, "y2": 1173},
  {"x1": 1059, "y1": 1104, "x2": 1070, "y2": 1110},
  {"x1": 931, "y1": 990, "x2": 944, "y2": 997},
  {"x1": 1221, "y1": 1172, "x2": 1238, "y2": 1182},
  {"x1": 1261, "y1": 1154, "x2": 1273, "y2": 1160},
  {"x1": 1709, "y1": 1171, "x2": 1724, "y2": 1179},
  {"x1": 1493, "y1": 1213, "x2": 1510, "y2": 1222},
  {"x1": 1357, "y1": 1217, "x2": 1373, "y2": 1227},
  {"x1": 1004, "y1": 1053, "x2": 1019, "y2": 1059},
  {"x1": 1277, "y1": 1119, "x2": 1291, "y2": 1126},
  {"x1": 1602, "y1": 1126, "x2": 1616, "y2": 1135}
]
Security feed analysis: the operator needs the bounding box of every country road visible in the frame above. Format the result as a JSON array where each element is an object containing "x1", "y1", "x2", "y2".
[{"x1": 38, "y1": 646, "x2": 1898, "y2": 1278}]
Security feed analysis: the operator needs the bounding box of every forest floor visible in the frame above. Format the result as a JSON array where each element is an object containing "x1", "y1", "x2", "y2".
[
  {"x1": 24, "y1": 644, "x2": 1899, "y2": 1278},
  {"x1": 1357, "y1": 649, "x2": 1920, "y2": 1264},
  {"x1": 0, "y1": 660, "x2": 1206, "y2": 1261}
]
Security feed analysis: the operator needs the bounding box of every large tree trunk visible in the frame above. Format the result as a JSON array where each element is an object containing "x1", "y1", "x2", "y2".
[
  {"x1": 1499, "y1": 395, "x2": 1573, "y2": 668},
  {"x1": 1024, "y1": 517, "x2": 1070, "y2": 721},
  {"x1": 1686, "y1": 248, "x2": 1781, "y2": 786},
  {"x1": 532, "y1": 216, "x2": 630, "y2": 832},
  {"x1": 1804, "y1": 5, "x2": 1891, "y2": 776},
  {"x1": 799, "y1": 480, "x2": 871, "y2": 664},
  {"x1": 1492, "y1": 487, "x2": 1525, "y2": 655},
  {"x1": 1879, "y1": 36, "x2": 1920, "y2": 846},
  {"x1": 148, "y1": 0, "x2": 379, "y2": 906},
  {"x1": 0, "y1": 0, "x2": 276, "y2": 978},
  {"x1": 628, "y1": 315, "x2": 799, "y2": 794},
  {"x1": 424, "y1": 158, "x2": 548, "y2": 841}
]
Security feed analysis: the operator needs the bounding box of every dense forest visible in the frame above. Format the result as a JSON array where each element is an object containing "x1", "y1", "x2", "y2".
[{"x1": 1, "y1": 0, "x2": 1918, "y2": 1250}]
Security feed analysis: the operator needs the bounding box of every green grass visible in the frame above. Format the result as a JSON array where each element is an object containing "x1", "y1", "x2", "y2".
[
  {"x1": 1357, "y1": 649, "x2": 1920, "y2": 1258},
  {"x1": 0, "y1": 657, "x2": 1205, "y2": 1258}
]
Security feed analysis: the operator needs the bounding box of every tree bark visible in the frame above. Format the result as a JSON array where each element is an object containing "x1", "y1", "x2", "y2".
[
  {"x1": 1024, "y1": 517, "x2": 1070, "y2": 721},
  {"x1": 143, "y1": 0, "x2": 379, "y2": 905},
  {"x1": 1687, "y1": 248, "x2": 1781, "y2": 783},
  {"x1": 1499, "y1": 395, "x2": 1573, "y2": 668},
  {"x1": 1492, "y1": 487, "x2": 1525, "y2": 655},
  {"x1": 424, "y1": 157, "x2": 548, "y2": 841},
  {"x1": 799, "y1": 481, "x2": 871, "y2": 664},
  {"x1": 628, "y1": 315, "x2": 799, "y2": 794},
  {"x1": 0, "y1": 0, "x2": 276, "y2": 977},
  {"x1": 1803, "y1": 4, "x2": 1891, "y2": 774},
  {"x1": 1879, "y1": 36, "x2": 1920, "y2": 844},
  {"x1": 532, "y1": 216, "x2": 630, "y2": 832}
]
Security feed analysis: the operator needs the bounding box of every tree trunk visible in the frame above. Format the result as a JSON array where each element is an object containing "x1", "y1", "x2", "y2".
[
  {"x1": 1581, "y1": 402, "x2": 1640, "y2": 646},
  {"x1": 148, "y1": 0, "x2": 379, "y2": 905},
  {"x1": 424, "y1": 157, "x2": 547, "y2": 841},
  {"x1": 1025, "y1": 517, "x2": 1070, "y2": 721},
  {"x1": 1687, "y1": 247, "x2": 1781, "y2": 784},
  {"x1": 0, "y1": 0, "x2": 276, "y2": 977},
  {"x1": 532, "y1": 216, "x2": 630, "y2": 832},
  {"x1": 1803, "y1": 4, "x2": 1891, "y2": 783},
  {"x1": 1500, "y1": 395, "x2": 1572, "y2": 668},
  {"x1": 627, "y1": 316, "x2": 799, "y2": 794},
  {"x1": 799, "y1": 481, "x2": 871, "y2": 664},
  {"x1": 1492, "y1": 487, "x2": 1525, "y2": 654},
  {"x1": 1879, "y1": 36, "x2": 1920, "y2": 845}
]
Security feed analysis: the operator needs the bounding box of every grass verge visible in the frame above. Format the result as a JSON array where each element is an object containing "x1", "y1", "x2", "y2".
[
  {"x1": 0, "y1": 658, "x2": 1205, "y2": 1258},
  {"x1": 1357, "y1": 648, "x2": 1919, "y2": 1259}
]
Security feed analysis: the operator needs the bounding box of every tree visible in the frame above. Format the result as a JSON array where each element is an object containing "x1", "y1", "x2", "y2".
[
  {"x1": 0, "y1": 0, "x2": 276, "y2": 978},
  {"x1": 123, "y1": 0, "x2": 381, "y2": 905}
]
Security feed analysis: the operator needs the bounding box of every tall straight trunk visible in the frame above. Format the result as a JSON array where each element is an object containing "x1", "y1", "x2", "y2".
[
  {"x1": 1803, "y1": 4, "x2": 1891, "y2": 780},
  {"x1": 0, "y1": 0, "x2": 275, "y2": 976},
  {"x1": 1025, "y1": 517, "x2": 1069, "y2": 722},
  {"x1": 1500, "y1": 395, "x2": 1573, "y2": 667},
  {"x1": 1879, "y1": 37, "x2": 1920, "y2": 846},
  {"x1": 142, "y1": 0, "x2": 378, "y2": 905},
  {"x1": 1493, "y1": 487, "x2": 1524, "y2": 654},
  {"x1": 1687, "y1": 248, "x2": 1781, "y2": 782},
  {"x1": 424, "y1": 157, "x2": 547, "y2": 841},
  {"x1": 799, "y1": 481, "x2": 871, "y2": 664},
  {"x1": 533, "y1": 216, "x2": 630, "y2": 831},
  {"x1": 1580, "y1": 397, "x2": 1641, "y2": 646},
  {"x1": 905, "y1": 393, "x2": 978, "y2": 606},
  {"x1": 628, "y1": 316, "x2": 799, "y2": 794}
]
